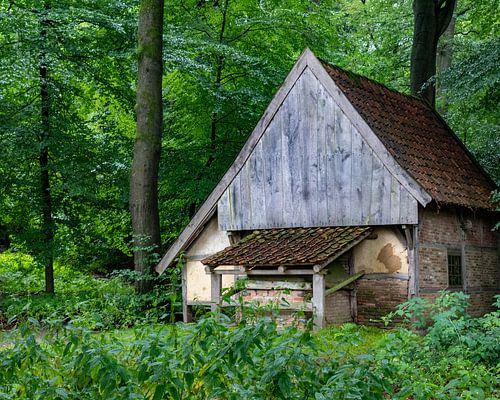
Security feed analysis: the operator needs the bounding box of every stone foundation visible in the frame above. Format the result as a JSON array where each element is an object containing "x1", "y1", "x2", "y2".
[{"x1": 325, "y1": 290, "x2": 353, "y2": 325}]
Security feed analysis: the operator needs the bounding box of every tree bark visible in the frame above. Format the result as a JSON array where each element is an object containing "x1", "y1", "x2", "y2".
[
  {"x1": 436, "y1": 10, "x2": 456, "y2": 113},
  {"x1": 39, "y1": 1, "x2": 54, "y2": 294},
  {"x1": 130, "y1": 0, "x2": 164, "y2": 291},
  {"x1": 410, "y1": 0, "x2": 456, "y2": 107}
]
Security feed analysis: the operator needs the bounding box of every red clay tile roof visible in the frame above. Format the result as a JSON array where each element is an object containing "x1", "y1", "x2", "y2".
[
  {"x1": 322, "y1": 62, "x2": 496, "y2": 210},
  {"x1": 202, "y1": 226, "x2": 372, "y2": 267}
]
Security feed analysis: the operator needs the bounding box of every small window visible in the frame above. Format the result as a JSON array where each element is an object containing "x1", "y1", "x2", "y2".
[{"x1": 447, "y1": 253, "x2": 462, "y2": 287}]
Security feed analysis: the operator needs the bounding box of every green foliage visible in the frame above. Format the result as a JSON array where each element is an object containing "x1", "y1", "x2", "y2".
[
  {"x1": 438, "y1": 0, "x2": 500, "y2": 184},
  {"x1": 386, "y1": 291, "x2": 500, "y2": 366},
  {"x1": 0, "y1": 252, "x2": 179, "y2": 330},
  {"x1": 0, "y1": 0, "x2": 136, "y2": 273},
  {"x1": 0, "y1": 291, "x2": 498, "y2": 399}
]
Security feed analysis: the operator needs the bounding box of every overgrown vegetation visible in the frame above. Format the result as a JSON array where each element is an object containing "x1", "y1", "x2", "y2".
[
  {"x1": 0, "y1": 252, "x2": 180, "y2": 330},
  {"x1": 1, "y1": 271, "x2": 498, "y2": 399}
]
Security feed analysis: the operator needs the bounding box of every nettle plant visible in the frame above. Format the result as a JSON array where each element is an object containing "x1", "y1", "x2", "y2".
[{"x1": 385, "y1": 291, "x2": 500, "y2": 365}]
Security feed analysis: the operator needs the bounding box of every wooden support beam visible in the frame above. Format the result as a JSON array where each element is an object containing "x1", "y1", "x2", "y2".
[
  {"x1": 181, "y1": 264, "x2": 192, "y2": 323},
  {"x1": 408, "y1": 224, "x2": 420, "y2": 298},
  {"x1": 246, "y1": 269, "x2": 314, "y2": 276},
  {"x1": 246, "y1": 280, "x2": 312, "y2": 290},
  {"x1": 325, "y1": 272, "x2": 365, "y2": 296},
  {"x1": 213, "y1": 265, "x2": 246, "y2": 274},
  {"x1": 403, "y1": 225, "x2": 413, "y2": 249},
  {"x1": 313, "y1": 273, "x2": 325, "y2": 330},
  {"x1": 278, "y1": 265, "x2": 287, "y2": 273},
  {"x1": 210, "y1": 272, "x2": 222, "y2": 312}
]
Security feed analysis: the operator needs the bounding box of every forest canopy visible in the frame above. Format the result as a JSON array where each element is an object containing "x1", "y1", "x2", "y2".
[{"x1": 0, "y1": 0, "x2": 498, "y2": 275}]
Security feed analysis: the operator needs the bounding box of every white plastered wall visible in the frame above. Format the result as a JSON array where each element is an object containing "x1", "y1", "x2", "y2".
[
  {"x1": 353, "y1": 227, "x2": 408, "y2": 274},
  {"x1": 184, "y1": 214, "x2": 235, "y2": 303}
]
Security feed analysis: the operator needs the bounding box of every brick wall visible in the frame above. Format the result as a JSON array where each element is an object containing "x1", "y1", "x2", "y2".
[
  {"x1": 241, "y1": 288, "x2": 309, "y2": 305},
  {"x1": 356, "y1": 278, "x2": 408, "y2": 325},
  {"x1": 418, "y1": 206, "x2": 499, "y2": 315},
  {"x1": 325, "y1": 290, "x2": 352, "y2": 325},
  {"x1": 238, "y1": 288, "x2": 311, "y2": 328}
]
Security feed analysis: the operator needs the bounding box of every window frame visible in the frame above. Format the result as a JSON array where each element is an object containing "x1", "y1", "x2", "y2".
[{"x1": 447, "y1": 249, "x2": 463, "y2": 289}]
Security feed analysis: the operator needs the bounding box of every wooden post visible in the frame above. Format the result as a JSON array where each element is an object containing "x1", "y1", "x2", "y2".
[
  {"x1": 404, "y1": 225, "x2": 416, "y2": 299},
  {"x1": 312, "y1": 273, "x2": 325, "y2": 330},
  {"x1": 413, "y1": 224, "x2": 420, "y2": 297},
  {"x1": 210, "y1": 271, "x2": 222, "y2": 312},
  {"x1": 181, "y1": 264, "x2": 192, "y2": 323}
]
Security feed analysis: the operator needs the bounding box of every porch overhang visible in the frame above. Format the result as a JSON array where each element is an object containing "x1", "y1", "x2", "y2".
[{"x1": 202, "y1": 226, "x2": 374, "y2": 273}]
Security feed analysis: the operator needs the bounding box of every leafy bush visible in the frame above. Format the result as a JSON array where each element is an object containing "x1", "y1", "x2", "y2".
[
  {"x1": 386, "y1": 291, "x2": 500, "y2": 365},
  {"x1": 0, "y1": 251, "x2": 179, "y2": 330},
  {"x1": 1, "y1": 261, "x2": 498, "y2": 400},
  {"x1": 0, "y1": 292, "x2": 498, "y2": 400}
]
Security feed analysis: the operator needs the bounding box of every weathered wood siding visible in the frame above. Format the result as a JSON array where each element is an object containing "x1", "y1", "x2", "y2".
[{"x1": 218, "y1": 67, "x2": 418, "y2": 231}]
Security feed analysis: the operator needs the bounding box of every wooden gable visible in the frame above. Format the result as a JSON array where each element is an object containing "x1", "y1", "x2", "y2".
[
  {"x1": 217, "y1": 65, "x2": 426, "y2": 231},
  {"x1": 156, "y1": 49, "x2": 431, "y2": 274}
]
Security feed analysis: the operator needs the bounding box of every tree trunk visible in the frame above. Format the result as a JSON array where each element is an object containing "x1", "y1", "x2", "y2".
[
  {"x1": 410, "y1": 0, "x2": 456, "y2": 107},
  {"x1": 436, "y1": 10, "x2": 456, "y2": 113},
  {"x1": 39, "y1": 1, "x2": 54, "y2": 294},
  {"x1": 130, "y1": 0, "x2": 164, "y2": 292}
]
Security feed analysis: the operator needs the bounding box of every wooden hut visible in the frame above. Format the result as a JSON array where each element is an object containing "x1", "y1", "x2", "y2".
[{"x1": 157, "y1": 49, "x2": 499, "y2": 328}]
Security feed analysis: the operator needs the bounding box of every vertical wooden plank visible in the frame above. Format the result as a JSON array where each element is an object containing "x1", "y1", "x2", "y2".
[
  {"x1": 290, "y1": 73, "x2": 305, "y2": 226},
  {"x1": 390, "y1": 176, "x2": 401, "y2": 224},
  {"x1": 313, "y1": 272, "x2": 325, "y2": 330},
  {"x1": 380, "y1": 167, "x2": 393, "y2": 224},
  {"x1": 280, "y1": 94, "x2": 293, "y2": 226},
  {"x1": 217, "y1": 191, "x2": 229, "y2": 231},
  {"x1": 282, "y1": 78, "x2": 301, "y2": 226},
  {"x1": 182, "y1": 264, "x2": 192, "y2": 322},
  {"x1": 400, "y1": 189, "x2": 418, "y2": 224},
  {"x1": 264, "y1": 115, "x2": 283, "y2": 227},
  {"x1": 336, "y1": 109, "x2": 352, "y2": 225},
  {"x1": 316, "y1": 82, "x2": 329, "y2": 225},
  {"x1": 350, "y1": 127, "x2": 363, "y2": 224},
  {"x1": 238, "y1": 162, "x2": 252, "y2": 229},
  {"x1": 404, "y1": 225, "x2": 415, "y2": 298},
  {"x1": 370, "y1": 154, "x2": 384, "y2": 224},
  {"x1": 230, "y1": 175, "x2": 241, "y2": 230},
  {"x1": 301, "y1": 69, "x2": 319, "y2": 226},
  {"x1": 413, "y1": 224, "x2": 420, "y2": 296},
  {"x1": 326, "y1": 100, "x2": 337, "y2": 225},
  {"x1": 249, "y1": 141, "x2": 265, "y2": 228},
  {"x1": 359, "y1": 134, "x2": 373, "y2": 225}
]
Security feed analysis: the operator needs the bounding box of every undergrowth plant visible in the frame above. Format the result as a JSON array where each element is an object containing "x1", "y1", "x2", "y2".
[
  {"x1": 0, "y1": 251, "x2": 180, "y2": 330},
  {"x1": 0, "y1": 291, "x2": 498, "y2": 399}
]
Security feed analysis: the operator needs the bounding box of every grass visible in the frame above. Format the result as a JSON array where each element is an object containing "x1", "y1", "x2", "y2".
[{"x1": 316, "y1": 323, "x2": 389, "y2": 357}]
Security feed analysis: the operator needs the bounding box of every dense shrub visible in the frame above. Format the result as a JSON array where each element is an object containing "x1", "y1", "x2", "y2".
[
  {"x1": 386, "y1": 291, "x2": 500, "y2": 365},
  {"x1": 0, "y1": 291, "x2": 498, "y2": 399},
  {"x1": 1, "y1": 257, "x2": 498, "y2": 399},
  {"x1": 0, "y1": 252, "x2": 179, "y2": 330}
]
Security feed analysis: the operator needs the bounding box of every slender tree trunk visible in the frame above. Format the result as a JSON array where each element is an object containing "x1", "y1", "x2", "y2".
[
  {"x1": 436, "y1": 10, "x2": 456, "y2": 113},
  {"x1": 188, "y1": 0, "x2": 228, "y2": 219},
  {"x1": 130, "y1": 0, "x2": 164, "y2": 291},
  {"x1": 410, "y1": 0, "x2": 456, "y2": 107},
  {"x1": 207, "y1": 0, "x2": 229, "y2": 169},
  {"x1": 39, "y1": 1, "x2": 54, "y2": 293}
]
